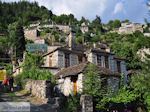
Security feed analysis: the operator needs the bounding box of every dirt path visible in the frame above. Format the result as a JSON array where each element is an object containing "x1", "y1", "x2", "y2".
[{"x1": 0, "y1": 91, "x2": 59, "y2": 112}]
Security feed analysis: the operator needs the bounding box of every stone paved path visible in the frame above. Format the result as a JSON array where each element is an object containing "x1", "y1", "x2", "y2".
[{"x1": 0, "y1": 91, "x2": 59, "y2": 112}]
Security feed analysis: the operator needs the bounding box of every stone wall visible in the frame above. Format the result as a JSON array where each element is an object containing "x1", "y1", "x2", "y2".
[
  {"x1": 24, "y1": 29, "x2": 38, "y2": 41},
  {"x1": 120, "y1": 61, "x2": 128, "y2": 84},
  {"x1": 107, "y1": 77, "x2": 120, "y2": 92},
  {"x1": 57, "y1": 74, "x2": 83, "y2": 96},
  {"x1": 43, "y1": 50, "x2": 62, "y2": 68},
  {"x1": 25, "y1": 79, "x2": 52, "y2": 100},
  {"x1": 119, "y1": 23, "x2": 143, "y2": 34},
  {"x1": 43, "y1": 50, "x2": 80, "y2": 69},
  {"x1": 80, "y1": 95, "x2": 93, "y2": 112},
  {"x1": 77, "y1": 73, "x2": 83, "y2": 93},
  {"x1": 57, "y1": 77, "x2": 73, "y2": 96},
  {"x1": 55, "y1": 50, "x2": 79, "y2": 68},
  {"x1": 87, "y1": 53, "x2": 97, "y2": 64},
  {"x1": 63, "y1": 77, "x2": 73, "y2": 96},
  {"x1": 43, "y1": 55, "x2": 50, "y2": 67}
]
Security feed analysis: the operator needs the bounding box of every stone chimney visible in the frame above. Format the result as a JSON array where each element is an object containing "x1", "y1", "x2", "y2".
[
  {"x1": 105, "y1": 48, "x2": 111, "y2": 52},
  {"x1": 93, "y1": 43, "x2": 96, "y2": 48},
  {"x1": 68, "y1": 28, "x2": 76, "y2": 50}
]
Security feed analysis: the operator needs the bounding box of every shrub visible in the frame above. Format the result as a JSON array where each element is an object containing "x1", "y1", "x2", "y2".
[
  {"x1": 62, "y1": 95, "x2": 81, "y2": 112},
  {"x1": 14, "y1": 53, "x2": 56, "y2": 88}
]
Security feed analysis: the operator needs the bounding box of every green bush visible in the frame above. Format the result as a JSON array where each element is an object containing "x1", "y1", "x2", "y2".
[
  {"x1": 14, "y1": 74, "x2": 25, "y2": 88},
  {"x1": 62, "y1": 95, "x2": 81, "y2": 112},
  {"x1": 14, "y1": 53, "x2": 55, "y2": 88}
]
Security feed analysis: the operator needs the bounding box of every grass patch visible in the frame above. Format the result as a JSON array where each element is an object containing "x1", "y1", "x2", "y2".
[
  {"x1": 15, "y1": 90, "x2": 30, "y2": 96},
  {"x1": 8, "y1": 92, "x2": 16, "y2": 97}
]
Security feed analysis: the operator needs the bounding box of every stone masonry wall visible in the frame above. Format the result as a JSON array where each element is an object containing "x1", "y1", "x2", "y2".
[
  {"x1": 107, "y1": 77, "x2": 120, "y2": 92},
  {"x1": 87, "y1": 53, "x2": 97, "y2": 64},
  {"x1": 121, "y1": 61, "x2": 128, "y2": 84},
  {"x1": 24, "y1": 29, "x2": 38, "y2": 41},
  {"x1": 80, "y1": 95, "x2": 93, "y2": 112},
  {"x1": 25, "y1": 79, "x2": 52, "y2": 100}
]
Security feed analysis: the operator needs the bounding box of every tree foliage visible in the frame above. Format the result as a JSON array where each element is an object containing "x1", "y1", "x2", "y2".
[
  {"x1": 8, "y1": 21, "x2": 26, "y2": 59},
  {"x1": 18, "y1": 53, "x2": 54, "y2": 81},
  {"x1": 107, "y1": 19, "x2": 121, "y2": 30},
  {"x1": 0, "y1": 35, "x2": 10, "y2": 61},
  {"x1": 0, "y1": 1, "x2": 51, "y2": 29},
  {"x1": 62, "y1": 95, "x2": 81, "y2": 112},
  {"x1": 83, "y1": 64, "x2": 102, "y2": 97},
  {"x1": 131, "y1": 55, "x2": 150, "y2": 111},
  {"x1": 101, "y1": 32, "x2": 150, "y2": 70}
]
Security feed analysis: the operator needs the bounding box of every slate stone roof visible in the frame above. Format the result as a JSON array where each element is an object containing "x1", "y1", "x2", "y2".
[
  {"x1": 91, "y1": 48, "x2": 114, "y2": 55},
  {"x1": 43, "y1": 47, "x2": 84, "y2": 57},
  {"x1": 56, "y1": 62, "x2": 120, "y2": 78},
  {"x1": 56, "y1": 62, "x2": 87, "y2": 78},
  {"x1": 114, "y1": 56, "x2": 126, "y2": 61}
]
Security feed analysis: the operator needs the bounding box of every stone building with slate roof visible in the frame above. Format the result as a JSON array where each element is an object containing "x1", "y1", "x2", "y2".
[{"x1": 42, "y1": 30, "x2": 127, "y2": 96}]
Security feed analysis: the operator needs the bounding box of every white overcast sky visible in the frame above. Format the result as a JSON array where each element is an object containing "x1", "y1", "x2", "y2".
[{"x1": 1, "y1": 0, "x2": 149, "y2": 23}]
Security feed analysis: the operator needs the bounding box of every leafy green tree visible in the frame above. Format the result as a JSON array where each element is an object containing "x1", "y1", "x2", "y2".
[
  {"x1": 0, "y1": 1, "x2": 52, "y2": 28},
  {"x1": 0, "y1": 35, "x2": 9, "y2": 55},
  {"x1": 62, "y1": 95, "x2": 81, "y2": 112},
  {"x1": 131, "y1": 55, "x2": 150, "y2": 111},
  {"x1": 107, "y1": 19, "x2": 121, "y2": 30},
  {"x1": 96, "y1": 86, "x2": 138, "y2": 111},
  {"x1": 80, "y1": 17, "x2": 89, "y2": 25},
  {"x1": 76, "y1": 36, "x2": 83, "y2": 44},
  {"x1": 69, "y1": 14, "x2": 78, "y2": 25},
  {"x1": 5, "y1": 64, "x2": 13, "y2": 76},
  {"x1": 8, "y1": 21, "x2": 26, "y2": 59},
  {"x1": 83, "y1": 64, "x2": 107, "y2": 111},
  {"x1": 92, "y1": 15, "x2": 101, "y2": 25},
  {"x1": 83, "y1": 64, "x2": 102, "y2": 97},
  {"x1": 107, "y1": 20, "x2": 114, "y2": 30},
  {"x1": 113, "y1": 19, "x2": 121, "y2": 28},
  {"x1": 91, "y1": 15, "x2": 104, "y2": 33},
  {"x1": 16, "y1": 53, "x2": 55, "y2": 85},
  {"x1": 23, "y1": 53, "x2": 43, "y2": 70},
  {"x1": 122, "y1": 19, "x2": 130, "y2": 23},
  {"x1": 101, "y1": 32, "x2": 150, "y2": 70}
]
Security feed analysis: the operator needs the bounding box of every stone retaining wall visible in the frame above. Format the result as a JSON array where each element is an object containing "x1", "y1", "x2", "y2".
[{"x1": 25, "y1": 79, "x2": 52, "y2": 100}]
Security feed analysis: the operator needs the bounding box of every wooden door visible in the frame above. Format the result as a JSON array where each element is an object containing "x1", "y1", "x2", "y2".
[
  {"x1": 71, "y1": 76, "x2": 78, "y2": 95},
  {"x1": 73, "y1": 81, "x2": 77, "y2": 95}
]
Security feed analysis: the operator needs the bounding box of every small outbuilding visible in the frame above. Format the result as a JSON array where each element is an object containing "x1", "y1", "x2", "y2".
[{"x1": 56, "y1": 62, "x2": 120, "y2": 96}]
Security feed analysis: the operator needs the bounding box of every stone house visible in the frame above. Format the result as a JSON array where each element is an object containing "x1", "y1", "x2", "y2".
[
  {"x1": 80, "y1": 22, "x2": 89, "y2": 34},
  {"x1": 41, "y1": 30, "x2": 128, "y2": 96},
  {"x1": 42, "y1": 47, "x2": 86, "y2": 69},
  {"x1": 38, "y1": 24, "x2": 70, "y2": 33},
  {"x1": 119, "y1": 22, "x2": 143, "y2": 34},
  {"x1": 137, "y1": 47, "x2": 150, "y2": 61},
  {"x1": 56, "y1": 62, "x2": 121, "y2": 96},
  {"x1": 144, "y1": 33, "x2": 150, "y2": 37},
  {"x1": 34, "y1": 38, "x2": 45, "y2": 44},
  {"x1": 54, "y1": 44, "x2": 127, "y2": 96},
  {"x1": 42, "y1": 30, "x2": 86, "y2": 71},
  {"x1": 86, "y1": 48, "x2": 127, "y2": 82},
  {"x1": 24, "y1": 28, "x2": 39, "y2": 41}
]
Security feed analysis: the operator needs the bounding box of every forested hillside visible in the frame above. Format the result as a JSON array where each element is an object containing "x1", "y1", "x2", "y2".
[
  {"x1": 0, "y1": 1, "x2": 150, "y2": 70},
  {"x1": 0, "y1": 1, "x2": 51, "y2": 32},
  {"x1": 0, "y1": 1, "x2": 81, "y2": 33}
]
